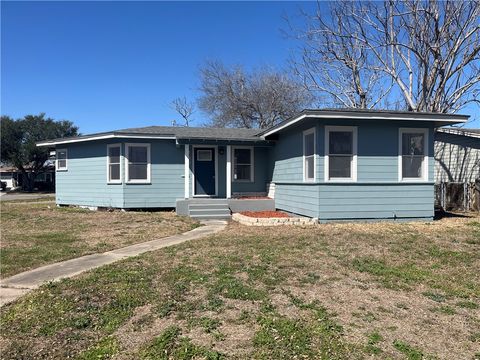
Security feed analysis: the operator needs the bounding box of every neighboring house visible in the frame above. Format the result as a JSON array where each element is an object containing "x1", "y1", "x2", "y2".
[
  {"x1": 434, "y1": 128, "x2": 480, "y2": 183},
  {"x1": 37, "y1": 109, "x2": 468, "y2": 222},
  {"x1": 0, "y1": 165, "x2": 55, "y2": 190}
]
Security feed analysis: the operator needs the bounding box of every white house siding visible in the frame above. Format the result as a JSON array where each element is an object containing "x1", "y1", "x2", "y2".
[{"x1": 434, "y1": 131, "x2": 480, "y2": 183}]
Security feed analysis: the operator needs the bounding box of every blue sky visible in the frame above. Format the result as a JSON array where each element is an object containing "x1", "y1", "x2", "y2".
[{"x1": 2, "y1": 1, "x2": 478, "y2": 133}]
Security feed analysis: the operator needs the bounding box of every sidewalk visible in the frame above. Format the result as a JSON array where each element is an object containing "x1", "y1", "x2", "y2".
[{"x1": 0, "y1": 220, "x2": 227, "y2": 306}]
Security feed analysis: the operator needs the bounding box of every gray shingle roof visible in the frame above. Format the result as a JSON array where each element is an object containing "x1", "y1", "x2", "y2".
[{"x1": 115, "y1": 126, "x2": 262, "y2": 140}]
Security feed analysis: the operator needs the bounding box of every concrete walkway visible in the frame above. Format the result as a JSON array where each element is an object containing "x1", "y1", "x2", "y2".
[{"x1": 0, "y1": 220, "x2": 227, "y2": 306}]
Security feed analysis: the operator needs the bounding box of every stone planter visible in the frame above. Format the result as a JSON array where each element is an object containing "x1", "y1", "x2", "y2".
[{"x1": 232, "y1": 212, "x2": 318, "y2": 226}]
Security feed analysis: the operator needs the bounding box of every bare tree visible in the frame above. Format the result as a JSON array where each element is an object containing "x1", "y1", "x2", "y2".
[
  {"x1": 170, "y1": 96, "x2": 195, "y2": 126},
  {"x1": 288, "y1": 2, "x2": 392, "y2": 109},
  {"x1": 290, "y1": 0, "x2": 480, "y2": 113},
  {"x1": 198, "y1": 60, "x2": 313, "y2": 128}
]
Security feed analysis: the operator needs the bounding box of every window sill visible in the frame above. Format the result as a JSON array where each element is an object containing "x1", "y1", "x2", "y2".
[
  {"x1": 325, "y1": 178, "x2": 356, "y2": 183},
  {"x1": 56, "y1": 169, "x2": 68, "y2": 172},
  {"x1": 126, "y1": 181, "x2": 151, "y2": 185},
  {"x1": 399, "y1": 178, "x2": 428, "y2": 183},
  {"x1": 107, "y1": 181, "x2": 122, "y2": 185}
]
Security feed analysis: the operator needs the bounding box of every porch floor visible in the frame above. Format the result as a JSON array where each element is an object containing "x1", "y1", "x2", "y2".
[{"x1": 176, "y1": 198, "x2": 275, "y2": 219}]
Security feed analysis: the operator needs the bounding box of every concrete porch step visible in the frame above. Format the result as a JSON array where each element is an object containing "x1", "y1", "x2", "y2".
[
  {"x1": 189, "y1": 204, "x2": 230, "y2": 211},
  {"x1": 189, "y1": 209, "x2": 231, "y2": 217}
]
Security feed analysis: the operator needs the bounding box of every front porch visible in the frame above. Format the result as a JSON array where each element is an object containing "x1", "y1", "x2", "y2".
[{"x1": 176, "y1": 197, "x2": 275, "y2": 219}]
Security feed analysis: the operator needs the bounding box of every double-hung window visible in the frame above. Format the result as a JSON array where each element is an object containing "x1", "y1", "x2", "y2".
[
  {"x1": 125, "y1": 143, "x2": 151, "y2": 183},
  {"x1": 303, "y1": 128, "x2": 316, "y2": 181},
  {"x1": 399, "y1": 128, "x2": 428, "y2": 181},
  {"x1": 233, "y1": 147, "x2": 253, "y2": 182},
  {"x1": 325, "y1": 126, "x2": 357, "y2": 181},
  {"x1": 107, "y1": 144, "x2": 121, "y2": 183},
  {"x1": 56, "y1": 149, "x2": 68, "y2": 171}
]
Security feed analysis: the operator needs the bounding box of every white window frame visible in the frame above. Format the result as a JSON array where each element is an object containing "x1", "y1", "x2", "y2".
[
  {"x1": 125, "y1": 143, "x2": 151, "y2": 184},
  {"x1": 398, "y1": 128, "x2": 429, "y2": 182},
  {"x1": 107, "y1": 144, "x2": 122, "y2": 184},
  {"x1": 303, "y1": 128, "x2": 316, "y2": 182},
  {"x1": 232, "y1": 146, "x2": 254, "y2": 183},
  {"x1": 56, "y1": 148, "x2": 68, "y2": 171},
  {"x1": 324, "y1": 126, "x2": 358, "y2": 182}
]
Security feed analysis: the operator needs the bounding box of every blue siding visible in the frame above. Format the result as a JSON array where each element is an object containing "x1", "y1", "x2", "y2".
[
  {"x1": 56, "y1": 139, "x2": 184, "y2": 208},
  {"x1": 56, "y1": 141, "x2": 124, "y2": 207},
  {"x1": 123, "y1": 140, "x2": 184, "y2": 208},
  {"x1": 232, "y1": 147, "x2": 270, "y2": 194},
  {"x1": 271, "y1": 119, "x2": 436, "y2": 220},
  {"x1": 318, "y1": 183, "x2": 433, "y2": 220},
  {"x1": 274, "y1": 183, "x2": 319, "y2": 218}
]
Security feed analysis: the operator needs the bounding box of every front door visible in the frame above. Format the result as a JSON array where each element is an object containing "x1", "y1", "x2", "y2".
[{"x1": 194, "y1": 148, "x2": 216, "y2": 196}]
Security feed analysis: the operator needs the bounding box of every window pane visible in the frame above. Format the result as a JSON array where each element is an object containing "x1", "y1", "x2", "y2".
[
  {"x1": 329, "y1": 155, "x2": 352, "y2": 178},
  {"x1": 234, "y1": 149, "x2": 251, "y2": 164},
  {"x1": 234, "y1": 164, "x2": 251, "y2": 181},
  {"x1": 197, "y1": 150, "x2": 212, "y2": 161},
  {"x1": 128, "y1": 164, "x2": 148, "y2": 180},
  {"x1": 58, "y1": 159, "x2": 67, "y2": 169},
  {"x1": 129, "y1": 146, "x2": 147, "y2": 163},
  {"x1": 304, "y1": 133, "x2": 315, "y2": 156},
  {"x1": 402, "y1": 133, "x2": 424, "y2": 155},
  {"x1": 329, "y1": 132, "x2": 353, "y2": 154},
  {"x1": 402, "y1": 156, "x2": 423, "y2": 178},
  {"x1": 57, "y1": 150, "x2": 67, "y2": 160},
  {"x1": 305, "y1": 156, "x2": 314, "y2": 179},
  {"x1": 109, "y1": 146, "x2": 120, "y2": 163},
  {"x1": 109, "y1": 164, "x2": 120, "y2": 180}
]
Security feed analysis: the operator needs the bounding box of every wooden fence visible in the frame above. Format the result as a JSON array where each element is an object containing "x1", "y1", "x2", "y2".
[{"x1": 435, "y1": 180, "x2": 480, "y2": 211}]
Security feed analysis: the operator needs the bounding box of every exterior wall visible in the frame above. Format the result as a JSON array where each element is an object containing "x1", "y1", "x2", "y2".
[
  {"x1": 56, "y1": 140, "x2": 125, "y2": 208},
  {"x1": 187, "y1": 145, "x2": 271, "y2": 198},
  {"x1": 434, "y1": 132, "x2": 480, "y2": 183},
  {"x1": 56, "y1": 139, "x2": 184, "y2": 208},
  {"x1": 270, "y1": 119, "x2": 436, "y2": 220},
  {"x1": 123, "y1": 140, "x2": 184, "y2": 208}
]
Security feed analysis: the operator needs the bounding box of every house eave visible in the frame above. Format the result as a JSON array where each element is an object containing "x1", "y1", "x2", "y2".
[
  {"x1": 260, "y1": 110, "x2": 470, "y2": 137},
  {"x1": 36, "y1": 133, "x2": 177, "y2": 147}
]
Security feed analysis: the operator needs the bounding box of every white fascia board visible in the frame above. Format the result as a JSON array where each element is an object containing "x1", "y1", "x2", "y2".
[
  {"x1": 37, "y1": 134, "x2": 176, "y2": 147},
  {"x1": 261, "y1": 113, "x2": 468, "y2": 138}
]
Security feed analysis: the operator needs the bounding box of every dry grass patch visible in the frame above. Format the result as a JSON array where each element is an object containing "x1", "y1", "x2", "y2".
[
  {"x1": 0, "y1": 213, "x2": 478, "y2": 359},
  {"x1": 0, "y1": 202, "x2": 198, "y2": 277}
]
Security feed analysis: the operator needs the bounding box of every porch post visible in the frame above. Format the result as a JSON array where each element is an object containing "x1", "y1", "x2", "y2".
[
  {"x1": 184, "y1": 145, "x2": 190, "y2": 198},
  {"x1": 226, "y1": 145, "x2": 232, "y2": 199}
]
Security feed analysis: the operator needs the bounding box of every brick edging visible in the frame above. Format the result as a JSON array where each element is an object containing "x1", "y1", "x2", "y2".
[{"x1": 232, "y1": 212, "x2": 318, "y2": 226}]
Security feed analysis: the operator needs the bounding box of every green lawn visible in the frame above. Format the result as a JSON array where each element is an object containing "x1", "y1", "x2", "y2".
[
  {"x1": 0, "y1": 202, "x2": 198, "y2": 278},
  {"x1": 1, "y1": 214, "x2": 479, "y2": 359}
]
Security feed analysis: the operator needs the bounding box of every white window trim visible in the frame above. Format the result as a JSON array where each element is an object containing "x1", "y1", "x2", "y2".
[
  {"x1": 56, "y1": 148, "x2": 68, "y2": 171},
  {"x1": 324, "y1": 126, "x2": 358, "y2": 182},
  {"x1": 125, "y1": 143, "x2": 151, "y2": 184},
  {"x1": 398, "y1": 128, "x2": 429, "y2": 182},
  {"x1": 303, "y1": 128, "x2": 316, "y2": 182},
  {"x1": 232, "y1": 146, "x2": 254, "y2": 183},
  {"x1": 107, "y1": 144, "x2": 122, "y2": 184}
]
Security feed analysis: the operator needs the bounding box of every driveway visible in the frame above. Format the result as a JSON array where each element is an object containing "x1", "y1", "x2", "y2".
[{"x1": 0, "y1": 192, "x2": 55, "y2": 201}]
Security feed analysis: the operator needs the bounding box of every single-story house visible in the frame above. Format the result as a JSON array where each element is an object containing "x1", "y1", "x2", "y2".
[
  {"x1": 434, "y1": 127, "x2": 480, "y2": 183},
  {"x1": 37, "y1": 109, "x2": 468, "y2": 222}
]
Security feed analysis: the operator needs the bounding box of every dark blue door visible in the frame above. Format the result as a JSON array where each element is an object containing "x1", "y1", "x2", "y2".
[{"x1": 194, "y1": 148, "x2": 215, "y2": 196}]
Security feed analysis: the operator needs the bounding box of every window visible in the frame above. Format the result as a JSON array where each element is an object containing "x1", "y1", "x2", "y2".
[
  {"x1": 125, "y1": 143, "x2": 151, "y2": 183},
  {"x1": 107, "y1": 144, "x2": 121, "y2": 183},
  {"x1": 325, "y1": 126, "x2": 357, "y2": 181},
  {"x1": 197, "y1": 149, "x2": 212, "y2": 161},
  {"x1": 303, "y1": 128, "x2": 316, "y2": 181},
  {"x1": 399, "y1": 128, "x2": 428, "y2": 181},
  {"x1": 56, "y1": 149, "x2": 67, "y2": 171},
  {"x1": 233, "y1": 147, "x2": 253, "y2": 182}
]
